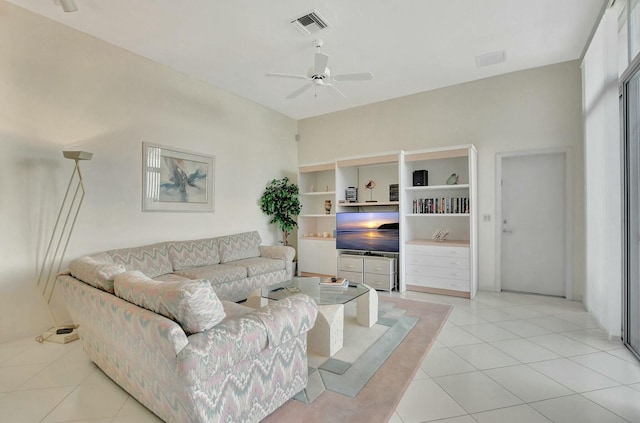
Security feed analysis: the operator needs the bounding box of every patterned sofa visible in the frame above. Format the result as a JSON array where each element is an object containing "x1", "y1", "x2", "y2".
[
  {"x1": 67, "y1": 231, "x2": 295, "y2": 302},
  {"x1": 57, "y1": 232, "x2": 318, "y2": 422}
]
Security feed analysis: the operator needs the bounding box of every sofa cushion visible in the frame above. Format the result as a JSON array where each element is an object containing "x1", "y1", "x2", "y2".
[
  {"x1": 68, "y1": 253, "x2": 126, "y2": 293},
  {"x1": 154, "y1": 273, "x2": 192, "y2": 283},
  {"x1": 167, "y1": 238, "x2": 220, "y2": 271},
  {"x1": 174, "y1": 264, "x2": 247, "y2": 284},
  {"x1": 217, "y1": 231, "x2": 261, "y2": 263},
  {"x1": 227, "y1": 257, "x2": 285, "y2": 277},
  {"x1": 114, "y1": 270, "x2": 225, "y2": 335},
  {"x1": 107, "y1": 243, "x2": 173, "y2": 278}
]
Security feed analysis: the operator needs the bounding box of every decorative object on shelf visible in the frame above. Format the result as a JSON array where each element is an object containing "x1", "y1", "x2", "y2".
[
  {"x1": 389, "y1": 184, "x2": 399, "y2": 201},
  {"x1": 446, "y1": 173, "x2": 459, "y2": 185},
  {"x1": 324, "y1": 185, "x2": 329, "y2": 192},
  {"x1": 142, "y1": 143, "x2": 215, "y2": 212},
  {"x1": 432, "y1": 228, "x2": 450, "y2": 242},
  {"x1": 365, "y1": 180, "x2": 377, "y2": 202},
  {"x1": 324, "y1": 200, "x2": 332, "y2": 214},
  {"x1": 413, "y1": 170, "x2": 428, "y2": 186},
  {"x1": 36, "y1": 150, "x2": 93, "y2": 344},
  {"x1": 260, "y1": 177, "x2": 301, "y2": 246},
  {"x1": 346, "y1": 186, "x2": 358, "y2": 202},
  {"x1": 310, "y1": 184, "x2": 315, "y2": 192}
]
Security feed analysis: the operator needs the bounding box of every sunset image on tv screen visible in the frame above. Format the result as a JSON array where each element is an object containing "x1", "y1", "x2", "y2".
[{"x1": 336, "y1": 212, "x2": 399, "y2": 252}]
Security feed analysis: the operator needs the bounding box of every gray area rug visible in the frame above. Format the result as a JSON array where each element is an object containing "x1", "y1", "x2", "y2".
[{"x1": 295, "y1": 300, "x2": 418, "y2": 403}]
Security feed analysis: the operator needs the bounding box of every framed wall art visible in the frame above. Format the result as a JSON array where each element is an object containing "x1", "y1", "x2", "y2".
[{"x1": 142, "y1": 142, "x2": 215, "y2": 212}]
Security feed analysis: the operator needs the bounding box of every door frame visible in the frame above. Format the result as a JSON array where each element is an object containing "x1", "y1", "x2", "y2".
[{"x1": 495, "y1": 147, "x2": 573, "y2": 299}]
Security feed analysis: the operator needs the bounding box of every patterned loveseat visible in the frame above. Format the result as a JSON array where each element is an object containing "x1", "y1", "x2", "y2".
[{"x1": 57, "y1": 231, "x2": 318, "y2": 422}]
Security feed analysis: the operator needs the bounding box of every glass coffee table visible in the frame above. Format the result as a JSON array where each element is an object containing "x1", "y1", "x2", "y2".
[{"x1": 247, "y1": 277, "x2": 378, "y2": 356}]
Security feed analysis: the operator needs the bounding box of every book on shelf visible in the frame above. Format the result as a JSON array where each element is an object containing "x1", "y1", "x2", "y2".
[
  {"x1": 412, "y1": 196, "x2": 470, "y2": 214},
  {"x1": 319, "y1": 277, "x2": 349, "y2": 287}
]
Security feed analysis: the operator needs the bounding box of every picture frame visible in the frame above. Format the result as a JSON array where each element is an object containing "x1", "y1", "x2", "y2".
[{"x1": 142, "y1": 142, "x2": 215, "y2": 212}]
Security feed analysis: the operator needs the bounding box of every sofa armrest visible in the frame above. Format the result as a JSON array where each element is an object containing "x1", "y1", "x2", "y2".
[
  {"x1": 251, "y1": 294, "x2": 317, "y2": 347},
  {"x1": 59, "y1": 274, "x2": 189, "y2": 364},
  {"x1": 259, "y1": 245, "x2": 295, "y2": 276},
  {"x1": 177, "y1": 294, "x2": 317, "y2": 381},
  {"x1": 259, "y1": 245, "x2": 295, "y2": 262}
]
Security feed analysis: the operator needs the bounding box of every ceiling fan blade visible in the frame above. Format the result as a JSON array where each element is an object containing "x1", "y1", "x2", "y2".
[
  {"x1": 326, "y1": 83, "x2": 346, "y2": 99},
  {"x1": 286, "y1": 83, "x2": 314, "y2": 99},
  {"x1": 332, "y1": 72, "x2": 374, "y2": 81},
  {"x1": 314, "y1": 53, "x2": 329, "y2": 75},
  {"x1": 265, "y1": 72, "x2": 309, "y2": 80}
]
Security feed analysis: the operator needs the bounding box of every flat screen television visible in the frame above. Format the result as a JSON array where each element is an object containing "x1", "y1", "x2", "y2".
[{"x1": 336, "y1": 211, "x2": 400, "y2": 253}]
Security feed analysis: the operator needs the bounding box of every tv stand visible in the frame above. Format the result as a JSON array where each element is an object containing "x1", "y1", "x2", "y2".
[{"x1": 338, "y1": 254, "x2": 396, "y2": 291}]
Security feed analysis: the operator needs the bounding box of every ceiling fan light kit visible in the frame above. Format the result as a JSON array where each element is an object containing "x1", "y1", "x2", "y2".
[{"x1": 266, "y1": 39, "x2": 373, "y2": 99}]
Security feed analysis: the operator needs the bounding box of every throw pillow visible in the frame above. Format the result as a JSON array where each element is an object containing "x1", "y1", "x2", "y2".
[
  {"x1": 114, "y1": 270, "x2": 225, "y2": 334},
  {"x1": 68, "y1": 254, "x2": 126, "y2": 293}
]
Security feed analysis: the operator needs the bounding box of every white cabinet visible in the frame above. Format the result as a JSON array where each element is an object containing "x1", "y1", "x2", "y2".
[
  {"x1": 405, "y1": 241, "x2": 470, "y2": 296},
  {"x1": 337, "y1": 255, "x2": 364, "y2": 283},
  {"x1": 299, "y1": 238, "x2": 337, "y2": 276},
  {"x1": 338, "y1": 254, "x2": 396, "y2": 291}
]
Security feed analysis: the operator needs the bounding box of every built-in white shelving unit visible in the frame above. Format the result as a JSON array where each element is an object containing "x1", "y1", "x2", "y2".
[
  {"x1": 297, "y1": 145, "x2": 477, "y2": 298},
  {"x1": 401, "y1": 146, "x2": 477, "y2": 298},
  {"x1": 297, "y1": 162, "x2": 338, "y2": 275}
]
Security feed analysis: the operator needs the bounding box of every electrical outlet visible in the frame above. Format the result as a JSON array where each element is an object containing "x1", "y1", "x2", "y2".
[{"x1": 483, "y1": 214, "x2": 491, "y2": 222}]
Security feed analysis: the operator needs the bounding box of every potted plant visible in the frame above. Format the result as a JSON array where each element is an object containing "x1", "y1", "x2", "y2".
[{"x1": 260, "y1": 177, "x2": 301, "y2": 246}]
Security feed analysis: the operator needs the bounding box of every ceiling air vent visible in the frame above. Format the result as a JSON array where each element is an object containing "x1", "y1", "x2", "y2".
[{"x1": 291, "y1": 10, "x2": 330, "y2": 36}]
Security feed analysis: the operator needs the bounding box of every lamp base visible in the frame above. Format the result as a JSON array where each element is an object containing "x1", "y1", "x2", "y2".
[{"x1": 36, "y1": 326, "x2": 79, "y2": 344}]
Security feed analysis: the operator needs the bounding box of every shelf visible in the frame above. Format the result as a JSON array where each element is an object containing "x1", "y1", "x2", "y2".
[
  {"x1": 301, "y1": 191, "x2": 336, "y2": 196},
  {"x1": 406, "y1": 239, "x2": 470, "y2": 247},
  {"x1": 405, "y1": 184, "x2": 469, "y2": 191},
  {"x1": 407, "y1": 213, "x2": 470, "y2": 217},
  {"x1": 300, "y1": 236, "x2": 336, "y2": 241},
  {"x1": 338, "y1": 201, "x2": 400, "y2": 207},
  {"x1": 299, "y1": 214, "x2": 335, "y2": 218}
]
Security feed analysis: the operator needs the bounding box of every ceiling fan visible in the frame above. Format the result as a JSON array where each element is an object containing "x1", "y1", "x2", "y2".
[{"x1": 266, "y1": 39, "x2": 373, "y2": 99}]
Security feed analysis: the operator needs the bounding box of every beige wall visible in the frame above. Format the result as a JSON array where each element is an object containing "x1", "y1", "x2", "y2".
[
  {"x1": 0, "y1": 2, "x2": 298, "y2": 342},
  {"x1": 298, "y1": 61, "x2": 585, "y2": 295}
]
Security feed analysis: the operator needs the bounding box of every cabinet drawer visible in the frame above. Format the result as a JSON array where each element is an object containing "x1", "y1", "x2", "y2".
[
  {"x1": 405, "y1": 244, "x2": 469, "y2": 258},
  {"x1": 338, "y1": 270, "x2": 363, "y2": 284},
  {"x1": 406, "y1": 264, "x2": 469, "y2": 281},
  {"x1": 405, "y1": 275, "x2": 470, "y2": 292},
  {"x1": 364, "y1": 258, "x2": 395, "y2": 275},
  {"x1": 405, "y1": 254, "x2": 469, "y2": 269},
  {"x1": 338, "y1": 256, "x2": 363, "y2": 272},
  {"x1": 365, "y1": 272, "x2": 394, "y2": 291}
]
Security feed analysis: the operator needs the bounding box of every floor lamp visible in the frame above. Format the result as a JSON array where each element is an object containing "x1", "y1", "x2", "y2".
[{"x1": 36, "y1": 150, "x2": 92, "y2": 344}]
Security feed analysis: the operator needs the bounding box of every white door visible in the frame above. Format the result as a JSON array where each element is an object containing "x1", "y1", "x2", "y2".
[{"x1": 500, "y1": 152, "x2": 566, "y2": 296}]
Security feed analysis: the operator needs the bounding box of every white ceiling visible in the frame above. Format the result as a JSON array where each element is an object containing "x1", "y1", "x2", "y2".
[{"x1": 8, "y1": 0, "x2": 606, "y2": 120}]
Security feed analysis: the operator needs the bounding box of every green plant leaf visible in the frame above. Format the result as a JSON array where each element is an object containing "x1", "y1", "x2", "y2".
[{"x1": 260, "y1": 177, "x2": 301, "y2": 246}]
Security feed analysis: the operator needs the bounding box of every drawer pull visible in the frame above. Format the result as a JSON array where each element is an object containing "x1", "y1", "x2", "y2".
[
  {"x1": 451, "y1": 273, "x2": 461, "y2": 276},
  {"x1": 450, "y1": 261, "x2": 461, "y2": 265}
]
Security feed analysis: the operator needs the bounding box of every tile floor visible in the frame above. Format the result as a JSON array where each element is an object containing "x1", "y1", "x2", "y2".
[
  {"x1": 0, "y1": 290, "x2": 639, "y2": 422},
  {"x1": 388, "y1": 290, "x2": 640, "y2": 423}
]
